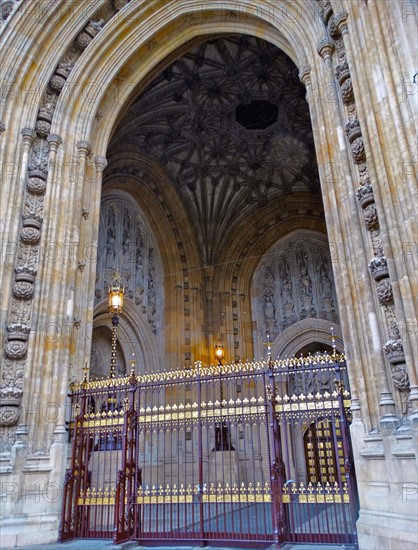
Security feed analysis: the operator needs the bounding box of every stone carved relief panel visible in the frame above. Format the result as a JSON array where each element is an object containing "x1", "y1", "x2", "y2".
[
  {"x1": 253, "y1": 234, "x2": 338, "y2": 343},
  {"x1": 95, "y1": 198, "x2": 162, "y2": 335}
]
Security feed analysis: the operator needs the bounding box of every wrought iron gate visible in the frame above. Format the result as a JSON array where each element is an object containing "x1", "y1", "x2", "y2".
[{"x1": 60, "y1": 353, "x2": 358, "y2": 547}]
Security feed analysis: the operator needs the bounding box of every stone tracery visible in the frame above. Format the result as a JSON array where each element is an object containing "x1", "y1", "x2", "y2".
[
  {"x1": 253, "y1": 234, "x2": 339, "y2": 345},
  {"x1": 95, "y1": 197, "x2": 162, "y2": 336}
]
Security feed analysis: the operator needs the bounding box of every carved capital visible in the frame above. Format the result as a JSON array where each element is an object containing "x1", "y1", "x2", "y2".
[
  {"x1": 299, "y1": 65, "x2": 311, "y2": 87},
  {"x1": 317, "y1": 38, "x2": 334, "y2": 60},
  {"x1": 334, "y1": 11, "x2": 349, "y2": 35},
  {"x1": 76, "y1": 140, "x2": 91, "y2": 156},
  {"x1": 47, "y1": 133, "x2": 63, "y2": 151},
  {"x1": 94, "y1": 156, "x2": 108, "y2": 172},
  {"x1": 21, "y1": 127, "x2": 36, "y2": 145}
]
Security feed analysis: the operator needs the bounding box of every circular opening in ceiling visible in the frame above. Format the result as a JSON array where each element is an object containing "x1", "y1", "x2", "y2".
[{"x1": 236, "y1": 100, "x2": 279, "y2": 130}]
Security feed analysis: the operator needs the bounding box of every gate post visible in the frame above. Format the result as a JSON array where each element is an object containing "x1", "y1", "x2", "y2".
[
  {"x1": 196, "y1": 363, "x2": 204, "y2": 544},
  {"x1": 334, "y1": 356, "x2": 359, "y2": 546},
  {"x1": 114, "y1": 368, "x2": 138, "y2": 544},
  {"x1": 59, "y1": 378, "x2": 88, "y2": 541},
  {"x1": 266, "y1": 364, "x2": 286, "y2": 547}
]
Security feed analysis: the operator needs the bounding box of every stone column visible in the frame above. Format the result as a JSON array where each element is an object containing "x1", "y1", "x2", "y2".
[{"x1": 317, "y1": 38, "x2": 399, "y2": 424}]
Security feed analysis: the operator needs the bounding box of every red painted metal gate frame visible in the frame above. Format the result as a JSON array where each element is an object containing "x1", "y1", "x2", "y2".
[{"x1": 60, "y1": 354, "x2": 358, "y2": 548}]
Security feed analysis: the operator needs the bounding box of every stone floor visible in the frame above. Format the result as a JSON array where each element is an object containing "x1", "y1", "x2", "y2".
[{"x1": 0, "y1": 539, "x2": 355, "y2": 550}]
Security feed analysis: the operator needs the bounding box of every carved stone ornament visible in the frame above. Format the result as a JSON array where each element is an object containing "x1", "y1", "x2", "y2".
[
  {"x1": 327, "y1": 15, "x2": 340, "y2": 39},
  {"x1": 15, "y1": 265, "x2": 37, "y2": 283},
  {"x1": 350, "y1": 137, "x2": 366, "y2": 164},
  {"x1": 75, "y1": 19, "x2": 104, "y2": 51},
  {"x1": 317, "y1": 0, "x2": 333, "y2": 23},
  {"x1": 356, "y1": 183, "x2": 374, "y2": 208},
  {"x1": 335, "y1": 60, "x2": 350, "y2": 85},
  {"x1": 383, "y1": 339, "x2": 405, "y2": 364},
  {"x1": 20, "y1": 226, "x2": 41, "y2": 244},
  {"x1": 4, "y1": 340, "x2": 28, "y2": 359},
  {"x1": 26, "y1": 175, "x2": 47, "y2": 195},
  {"x1": 35, "y1": 119, "x2": 51, "y2": 138},
  {"x1": 50, "y1": 72, "x2": 67, "y2": 93},
  {"x1": 75, "y1": 31, "x2": 93, "y2": 50},
  {"x1": 0, "y1": 1, "x2": 15, "y2": 23},
  {"x1": 363, "y1": 204, "x2": 379, "y2": 231},
  {"x1": 0, "y1": 406, "x2": 20, "y2": 426},
  {"x1": 369, "y1": 256, "x2": 389, "y2": 281},
  {"x1": 113, "y1": 0, "x2": 130, "y2": 10},
  {"x1": 370, "y1": 230, "x2": 384, "y2": 256},
  {"x1": 340, "y1": 78, "x2": 354, "y2": 105},
  {"x1": 7, "y1": 322, "x2": 31, "y2": 341},
  {"x1": 376, "y1": 279, "x2": 393, "y2": 305},
  {"x1": 0, "y1": 386, "x2": 23, "y2": 405},
  {"x1": 13, "y1": 281, "x2": 34, "y2": 299},
  {"x1": 391, "y1": 363, "x2": 410, "y2": 391},
  {"x1": 345, "y1": 117, "x2": 362, "y2": 144}
]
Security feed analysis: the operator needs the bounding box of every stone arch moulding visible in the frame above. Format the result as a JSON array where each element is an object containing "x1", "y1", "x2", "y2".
[
  {"x1": 2, "y1": 0, "x2": 379, "y2": 432},
  {"x1": 269, "y1": 318, "x2": 343, "y2": 360}
]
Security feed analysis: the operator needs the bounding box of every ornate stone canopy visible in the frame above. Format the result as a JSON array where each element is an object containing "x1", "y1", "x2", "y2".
[{"x1": 108, "y1": 35, "x2": 319, "y2": 265}]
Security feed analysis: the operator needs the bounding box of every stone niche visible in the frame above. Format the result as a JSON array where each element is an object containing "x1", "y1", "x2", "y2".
[{"x1": 252, "y1": 232, "x2": 339, "y2": 343}]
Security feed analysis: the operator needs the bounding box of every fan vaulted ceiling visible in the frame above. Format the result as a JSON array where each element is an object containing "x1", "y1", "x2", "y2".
[{"x1": 108, "y1": 35, "x2": 320, "y2": 264}]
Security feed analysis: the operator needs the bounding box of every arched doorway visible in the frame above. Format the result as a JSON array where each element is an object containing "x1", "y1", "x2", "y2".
[{"x1": 2, "y1": 2, "x2": 414, "y2": 548}]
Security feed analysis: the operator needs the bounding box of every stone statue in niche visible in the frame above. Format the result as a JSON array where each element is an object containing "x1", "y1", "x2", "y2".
[
  {"x1": 263, "y1": 290, "x2": 277, "y2": 338},
  {"x1": 122, "y1": 207, "x2": 131, "y2": 256},
  {"x1": 318, "y1": 255, "x2": 336, "y2": 321},
  {"x1": 147, "y1": 247, "x2": 157, "y2": 333},
  {"x1": 106, "y1": 205, "x2": 116, "y2": 260},
  {"x1": 297, "y1": 249, "x2": 315, "y2": 318},
  {"x1": 279, "y1": 257, "x2": 296, "y2": 329},
  {"x1": 135, "y1": 223, "x2": 145, "y2": 305}
]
